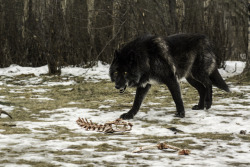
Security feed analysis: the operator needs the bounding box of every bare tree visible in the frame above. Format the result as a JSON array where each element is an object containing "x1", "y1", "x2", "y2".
[
  {"x1": 243, "y1": 2, "x2": 249, "y2": 74},
  {"x1": 86, "y1": 0, "x2": 96, "y2": 65},
  {"x1": 45, "y1": 0, "x2": 66, "y2": 75},
  {"x1": 168, "y1": 0, "x2": 178, "y2": 33},
  {"x1": 0, "y1": 0, "x2": 248, "y2": 71}
]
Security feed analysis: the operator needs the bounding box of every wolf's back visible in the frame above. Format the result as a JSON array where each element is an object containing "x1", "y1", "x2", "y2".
[{"x1": 166, "y1": 33, "x2": 207, "y2": 54}]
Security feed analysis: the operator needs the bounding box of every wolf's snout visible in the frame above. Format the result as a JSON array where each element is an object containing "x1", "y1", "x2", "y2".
[
  {"x1": 115, "y1": 84, "x2": 127, "y2": 93},
  {"x1": 115, "y1": 85, "x2": 121, "y2": 89}
]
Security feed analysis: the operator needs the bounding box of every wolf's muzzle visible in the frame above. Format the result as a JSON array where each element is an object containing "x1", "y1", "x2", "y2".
[{"x1": 115, "y1": 85, "x2": 127, "y2": 94}]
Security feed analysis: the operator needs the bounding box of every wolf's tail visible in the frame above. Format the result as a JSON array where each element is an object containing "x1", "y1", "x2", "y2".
[{"x1": 210, "y1": 69, "x2": 230, "y2": 92}]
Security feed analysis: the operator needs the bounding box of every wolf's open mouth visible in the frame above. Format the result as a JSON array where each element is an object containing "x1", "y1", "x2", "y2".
[{"x1": 119, "y1": 86, "x2": 127, "y2": 94}]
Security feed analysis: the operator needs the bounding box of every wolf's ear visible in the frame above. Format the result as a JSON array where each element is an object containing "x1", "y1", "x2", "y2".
[
  {"x1": 128, "y1": 51, "x2": 137, "y2": 67},
  {"x1": 114, "y1": 50, "x2": 119, "y2": 59}
]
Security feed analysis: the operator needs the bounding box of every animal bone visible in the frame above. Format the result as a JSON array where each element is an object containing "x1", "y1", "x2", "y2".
[
  {"x1": 133, "y1": 142, "x2": 190, "y2": 155},
  {"x1": 76, "y1": 117, "x2": 133, "y2": 133},
  {"x1": 0, "y1": 109, "x2": 12, "y2": 119}
]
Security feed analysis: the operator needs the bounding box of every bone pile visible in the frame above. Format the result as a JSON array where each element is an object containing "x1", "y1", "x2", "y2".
[
  {"x1": 76, "y1": 117, "x2": 133, "y2": 133},
  {"x1": 133, "y1": 142, "x2": 190, "y2": 155}
]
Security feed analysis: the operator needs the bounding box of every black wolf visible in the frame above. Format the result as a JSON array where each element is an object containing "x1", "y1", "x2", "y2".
[{"x1": 109, "y1": 34, "x2": 230, "y2": 119}]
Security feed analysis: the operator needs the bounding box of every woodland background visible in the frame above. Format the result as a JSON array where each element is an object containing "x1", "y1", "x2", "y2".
[{"x1": 0, "y1": 0, "x2": 249, "y2": 74}]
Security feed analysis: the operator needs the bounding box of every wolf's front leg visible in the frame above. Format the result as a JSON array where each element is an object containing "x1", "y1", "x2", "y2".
[{"x1": 120, "y1": 84, "x2": 151, "y2": 119}]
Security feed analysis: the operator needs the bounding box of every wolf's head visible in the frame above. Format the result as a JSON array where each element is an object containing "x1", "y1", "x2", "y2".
[{"x1": 109, "y1": 50, "x2": 141, "y2": 93}]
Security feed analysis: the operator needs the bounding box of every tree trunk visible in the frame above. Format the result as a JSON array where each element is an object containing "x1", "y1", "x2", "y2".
[
  {"x1": 86, "y1": 0, "x2": 96, "y2": 64},
  {"x1": 183, "y1": 0, "x2": 205, "y2": 33},
  {"x1": 244, "y1": 2, "x2": 250, "y2": 73},
  {"x1": 112, "y1": 0, "x2": 121, "y2": 39},
  {"x1": 46, "y1": 0, "x2": 64, "y2": 75},
  {"x1": 168, "y1": 0, "x2": 178, "y2": 33},
  {"x1": 112, "y1": 0, "x2": 122, "y2": 49},
  {"x1": 22, "y1": 0, "x2": 29, "y2": 38}
]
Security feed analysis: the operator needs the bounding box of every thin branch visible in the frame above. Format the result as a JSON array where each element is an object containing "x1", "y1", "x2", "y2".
[
  {"x1": 83, "y1": 18, "x2": 127, "y2": 70},
  {"x1": 0, "y1": 109, "x2": 13, "y2": 119}
]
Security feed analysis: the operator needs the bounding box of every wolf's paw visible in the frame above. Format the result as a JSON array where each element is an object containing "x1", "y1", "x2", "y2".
[
  {"x1": 205, "y1": 101, "x2": 212, "y2": 110},
  {"x1": 174, "y1": 112, "x2": 185, "y2": 118},
  {"x1": 192, "y1": 105, "x2": 204, "y2": 110},
  {"x1": 120, "y1": 113, "x2": 134, "y2": 120},
  {"x1": 205, "y1": 105, "x2": 211, "y2": 110}
]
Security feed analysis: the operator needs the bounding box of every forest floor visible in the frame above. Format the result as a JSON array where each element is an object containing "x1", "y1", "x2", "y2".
[{"x1": 0, "y1": 63, "x2": 250, "y2": 167}]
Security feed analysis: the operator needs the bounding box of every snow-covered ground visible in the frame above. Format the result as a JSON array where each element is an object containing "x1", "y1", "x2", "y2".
[
  {"x1": 0, "y1": 61, "x2": 110, "y2": 81},
  {"x1": 0, "y1": 61, "x2": 245, "y2": 79},
  {"x1": 218, "y1": 61, "x2": 246, "y2": 78},
  {"x1": 0, "y1": 61, "x2": 249, "y2": 167}
]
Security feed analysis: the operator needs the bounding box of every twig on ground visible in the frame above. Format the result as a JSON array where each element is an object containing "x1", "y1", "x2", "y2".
[
  {"x1": 133, "y1": 142, "x2": 190, "y2": 155},
  {"x1": 76, "y1": 117, "x2": 133, "y2": 133},
  {"x1": 0, "y1": 109, "x2": 13, "y2": 119}
]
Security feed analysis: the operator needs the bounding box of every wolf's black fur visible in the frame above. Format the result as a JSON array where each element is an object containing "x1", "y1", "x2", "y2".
[{"x1": 109, "y1": 33, "x2": 230, "y2": 119}]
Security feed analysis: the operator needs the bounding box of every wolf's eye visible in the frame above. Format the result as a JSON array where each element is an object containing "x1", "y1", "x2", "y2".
[
  {"x1": 124, "y1": 72, "x2": 127, "y2": 75},
  {"x1": 113, "y1": 72, "x2": 118, "y2": 76}
]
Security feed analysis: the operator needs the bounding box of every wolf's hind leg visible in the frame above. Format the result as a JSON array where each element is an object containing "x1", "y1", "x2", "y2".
[
  {"x1": 186, "y1": 77, "x2": 205, "y2": 110},
  {"x1": 205, "y1": 85, "x2": 212, "y2": 109},
  {"x1": 164, "y1": 76, "x2": 185, "y2": 118},
  {"x1": 120, "y1": 84, "x2": 151, "y2": 120},
  {"x1": 192, "y1": 74, "x2": 213, "y2": 110}
]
